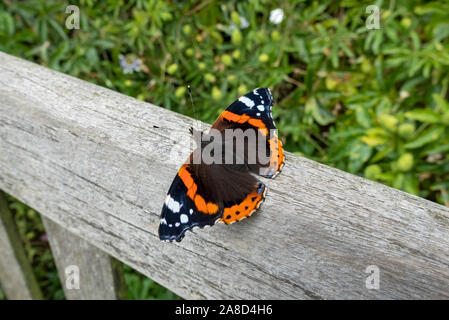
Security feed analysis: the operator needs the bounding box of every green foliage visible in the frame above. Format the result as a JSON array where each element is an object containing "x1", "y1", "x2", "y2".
[
  {"x1": 1, "y1": 0, "x2": 449, "y2": 298},
  {"x1": 123, "y1": 264, "x2": 180, "y2": 300}
]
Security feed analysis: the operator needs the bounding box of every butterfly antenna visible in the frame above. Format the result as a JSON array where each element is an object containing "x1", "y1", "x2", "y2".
[{"x1": 187, "y1": 85, "x2": 200, "y2": 132}]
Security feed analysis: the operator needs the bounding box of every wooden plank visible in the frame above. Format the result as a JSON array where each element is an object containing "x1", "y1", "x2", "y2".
[
  {"x1": 0, "y1": 190, "x2": 42, "y2": 300},
  {"x1": 41, "y1": 217, "x2": 126, "y2": 300},
  {"x1": 0, "y1": 51, "x2": 448, "y2": 299}
]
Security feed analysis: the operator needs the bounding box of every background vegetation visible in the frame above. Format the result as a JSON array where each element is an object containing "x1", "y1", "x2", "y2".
[{"x1": 0, "y1": 0, "x2": 448, "y2": 299}]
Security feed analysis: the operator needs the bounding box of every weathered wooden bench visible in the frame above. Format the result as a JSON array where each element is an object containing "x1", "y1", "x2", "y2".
[{"x1": 0, "y1": 51, "x2": 448, "y2": 300}]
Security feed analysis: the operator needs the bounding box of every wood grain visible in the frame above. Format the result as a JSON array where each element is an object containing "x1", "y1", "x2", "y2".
[{"x1": 0, "y1": 51, "x2": 448, "y2": 299}]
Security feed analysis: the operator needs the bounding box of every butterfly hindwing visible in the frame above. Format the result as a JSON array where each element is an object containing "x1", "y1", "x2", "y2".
[
  {"x1": 159, "y1": 162, "x2": 266, "y2": 241},
  {"x1": 219, "y1": 182, "x2": 266, "y2": 224}
]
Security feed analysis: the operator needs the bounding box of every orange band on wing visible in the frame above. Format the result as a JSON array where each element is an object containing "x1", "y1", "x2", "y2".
[
  {"x1": 221, "y1": 111, "x2": 268, "y2": 136},
  {"x1": 269, "y1": 136, "x2": 285, "y2": 172},
  {"x1": 178, "y1": 165, "x2": 218, "y2": 214},
  {"x1": 220, "y1": 187, "x2": 265, "y2": 224}
]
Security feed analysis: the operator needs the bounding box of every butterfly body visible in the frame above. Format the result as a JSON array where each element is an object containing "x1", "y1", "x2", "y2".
[{"x1": 159, "y1": 88, "x2": 284, "y2": 242}]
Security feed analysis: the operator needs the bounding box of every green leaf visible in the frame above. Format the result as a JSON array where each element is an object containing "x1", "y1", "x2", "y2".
[
  {"x1": 404, "y1": 174, "x2": 419, "y2": 195},
  {"x1": 425, "y1": 143, "x2": 449, "y2": 155},
  {"x1": 431, "y1": 180, "x2": 449, "y2": 191},
  {"x1": 432, "y1": 93, "x2": 449, "y2": 112},
  {"x1": 47, "y1": 18, "x2": 68, "y2": 41},
  {"x1": 305, "y1": 97, "x2": 335, "y2": 126},
  {"x1": 405, "y1": 109, "x2": 441, "y2": 123},
  {"x1": 355, "y1": 106, "x2": 372, "y2": 128},
  {"x1": 0, "y1": 12, "x2": 15, "y2": 36},
  {"x1": 393, "y1": 173, "x2": 405, "y2": 190},
  {"x1": 348, "y1": 140, "x2": 372, "y2": 173},
  {"x1": 405, "y1": 126, "x2": 445, "y2": 149},
  {"x1": 371, "y1": 146, "x2": 393, "y2": 162}
]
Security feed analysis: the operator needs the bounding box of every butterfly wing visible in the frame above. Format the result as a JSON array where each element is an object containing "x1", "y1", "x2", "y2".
[
  {"x1": 159, "y1": 165, "x2": 222, "y2": 242},
  {"x1": 219, "y1": 182, "x2": 266, "y2": 224},
  {"x1": 211, "y1": 88, "x2": 285, "y2": 178}
]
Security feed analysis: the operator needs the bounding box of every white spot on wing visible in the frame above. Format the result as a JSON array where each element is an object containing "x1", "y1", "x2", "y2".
[
  {"x1": 189, "y1": 209, "x2": 193, "y2": 215},
  {"x1": 180, "y1": 214, "x2": 189, "y2": 224},
  {"x1": 160, "y1": 218, "x2": 167, "y2": 225},
  {"x1": 257, "y1": 105, "x2": 265, "y2": 111},
  {"x1": 175, "y1": 222, "x2": 180, "y2": 227},
  {"x1": 239, "y1": 96, "x2": 255, "y2": 108},
  {"x1": 165, "y1": 194, "x2": 183, "y2": 213},
  {"x1": 256, "y1": 112, "x2": 260, "y2": 116}
]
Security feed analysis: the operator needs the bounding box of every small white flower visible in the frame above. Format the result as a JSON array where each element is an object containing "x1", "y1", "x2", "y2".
[
  {"x1": 269, "y1": 8, "x2": 284, "y2": 25},
  {"x1": 400, "y1": 90, "x2": 410, "y2": 100},
  {"x1": 240, "y1": 16, "x2": 249, "y2": 29},
  {"x1": 229, "y1": 15, "x2": 249, "y2": 31}
]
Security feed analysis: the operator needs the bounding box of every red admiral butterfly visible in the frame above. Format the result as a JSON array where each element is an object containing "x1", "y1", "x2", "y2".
[{"x1": 159, "y1": 88, "x2": 285, "y2": 242}]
